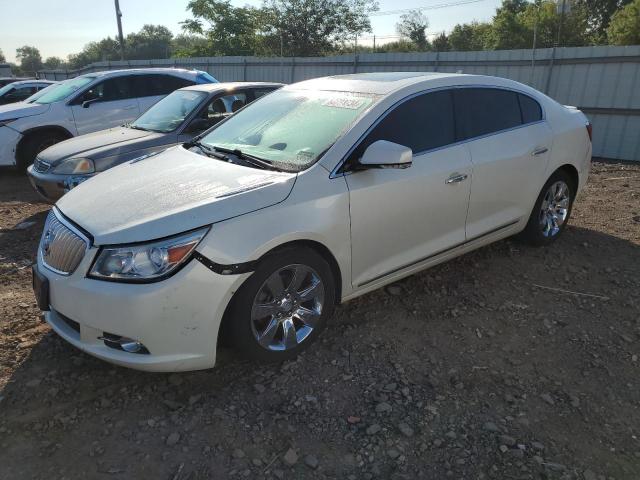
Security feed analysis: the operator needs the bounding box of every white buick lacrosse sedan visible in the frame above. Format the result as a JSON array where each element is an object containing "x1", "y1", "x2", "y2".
[{"x1": 33, "y1": 72, "x2": 592, "y2": 371}]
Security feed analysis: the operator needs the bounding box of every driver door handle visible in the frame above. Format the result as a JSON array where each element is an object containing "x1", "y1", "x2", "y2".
[
  {"x1": 445, "y1": 173, "x2": 468, "y2": 184},
  {"x1": 531, "y1": 147, "x2": 549, "y2": 156},
  {"x1": 123, "y1": 105, "x2": 137, "y2": 110}
]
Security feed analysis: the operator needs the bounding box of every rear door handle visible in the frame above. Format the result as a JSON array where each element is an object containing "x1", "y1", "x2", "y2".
[
  {"x1": 123, "y1": 105, "x2": 137, "y2": 110},
  {"x1": 531, "y1": 147, "x2": 549, "y2": 156},
  {"x1": 445, "y1": 173, "x2": 468, "y2": 184}
]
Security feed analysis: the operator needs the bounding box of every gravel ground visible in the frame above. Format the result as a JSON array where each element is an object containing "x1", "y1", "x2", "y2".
[{"x1": 0, "y1": 162, "x2": 639, "y2": 480}]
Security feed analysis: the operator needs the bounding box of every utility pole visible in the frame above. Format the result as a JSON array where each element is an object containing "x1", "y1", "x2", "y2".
[
  {"x1": 114, "y1": 0, "x2": 125, "y2": 60},
  {"x1": 556, "y1": 0, "x2": 567, "y2": 47},
  {"x1": 373, "y1": 35, "x2": 376, "y2": 52}
]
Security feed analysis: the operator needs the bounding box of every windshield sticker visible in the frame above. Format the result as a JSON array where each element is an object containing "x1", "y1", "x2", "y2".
[
  {"x1": 322, "y1": 97, "x2": 364, "y2": 109},
  {"x1": 296, "y1": 150, "x2": 315, "y2": 163}
]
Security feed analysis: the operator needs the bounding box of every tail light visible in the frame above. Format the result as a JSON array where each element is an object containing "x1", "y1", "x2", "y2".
[{"x1": 586, "y1": 122, "x2": 592, "y2": 142}]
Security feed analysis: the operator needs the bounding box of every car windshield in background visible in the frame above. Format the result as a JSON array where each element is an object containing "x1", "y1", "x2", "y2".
[
  {"x1": 25, "y1": 83, "x2": 57, "y2": 103},
  {"x1": 33, "y1": 75, "x2": 96, "y2": 104},
  {"x1": 131, "y1": 89, "x2": 207, "y2": 133},
  {"x1": 0, "y1": 83, "x2": 15, "y2": 97},
  {"x1": 200, "y1": 89, "x2": 377, "y2": 172}
]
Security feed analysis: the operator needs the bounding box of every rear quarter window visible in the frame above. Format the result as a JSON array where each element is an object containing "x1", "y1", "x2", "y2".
[{"x1": 518, "y1": 94, "x2": 543, "y2": 124}]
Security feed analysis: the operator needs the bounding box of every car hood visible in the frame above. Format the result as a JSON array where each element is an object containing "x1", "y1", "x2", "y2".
[
  {"x1": 39, "y1": 126, "x2": 166, "y2": 164},
  {"x1": 0, "y1": 101, "x2": 49, "y2": 121},
  {"x1": 56, "y1": 145, "x2": 297, "y2": 245}
]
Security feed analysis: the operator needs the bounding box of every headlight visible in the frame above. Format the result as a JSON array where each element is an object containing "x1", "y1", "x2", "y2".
[
  {"x1": 88, "y1": 227, "x2": 209, "y2": 282},
  {"x1": 52, "y1": 158, "x2": 95, "y2": 174}
]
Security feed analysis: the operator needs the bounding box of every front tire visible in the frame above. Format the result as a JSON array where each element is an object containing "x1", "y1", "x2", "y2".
[
  {"x1": 17, "y1": 131, "x2": 68, "y2": 171},
  {"x1": 520, "y1": 170, "x2": 576, "y2": 246},
  {"x1": 226, "y1": 248, "x2": 336, "y2": 362}
]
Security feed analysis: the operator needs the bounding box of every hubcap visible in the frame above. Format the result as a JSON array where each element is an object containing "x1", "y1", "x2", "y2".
[
  {"x1": 539, "y1": 180, "x2": 570, "y2": 237},
  {"x1": 251, "y1": 264, "x2": 325, "y2": 351}
]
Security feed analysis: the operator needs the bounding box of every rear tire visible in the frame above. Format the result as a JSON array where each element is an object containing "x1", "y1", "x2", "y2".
[
  {"x1": 17, "y1": 131, "x2": 68, "y2": 171},
  {"x1": 519, "y1": 170, "x2": 576, "y2": 246},
  {"x1": 226, "y1": 248, "x2": 336, "y2": 362}
]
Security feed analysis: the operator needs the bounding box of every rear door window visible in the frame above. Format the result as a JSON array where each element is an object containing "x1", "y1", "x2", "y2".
[
  {"x1": 350, "y1": 89, "x2": 455, "y2": 162},
  {"x1": 454, "y1": 88, "x2": 522, "y2": 140},
  {"x1": 133, "y1": 74, "x2": 194, "y2": 97}
]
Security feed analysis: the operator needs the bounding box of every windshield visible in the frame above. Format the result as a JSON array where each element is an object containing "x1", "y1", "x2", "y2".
[
  {"x1": 131, "y1": 89, "x2": 207, "y2": 133},
  {"x1": 0, "y1": 83, "x2": 16, "y2": 97},
  {"x1": 34, "y1": 76, "x2": 96, "y2": 104},
  {"x1": 25, "y1": 83, "x2": 56, "y2": 103},
  {"x1": 200, "y1": 89, "x2": 377, "y2": 172}
]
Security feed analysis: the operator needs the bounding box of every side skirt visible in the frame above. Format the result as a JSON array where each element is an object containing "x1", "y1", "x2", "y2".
[{"x1": 343, "y1": 219, "x2": 522, "y2": 302}]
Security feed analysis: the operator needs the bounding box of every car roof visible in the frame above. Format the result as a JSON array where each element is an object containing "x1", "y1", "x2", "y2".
[
  {"x1": 287, "y1": 72, "x2": 472, "y2": 95},
  {"x1": 181, "y1": 81, "x2": 284, "y2": 93},
  {"x1": 7, "y1": 80, "x2": 55, "y2": 86},
  {"x1": 0, "y1": 77, "x2": 35, "y2": 81},
  {"x1": 81, "y1": 68, "x2": 204, "y2": 78}
]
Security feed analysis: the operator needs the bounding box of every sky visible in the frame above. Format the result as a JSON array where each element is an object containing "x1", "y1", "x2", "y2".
[{"x1": 0, "y1": 0, "x2": 502, "y2": 63}]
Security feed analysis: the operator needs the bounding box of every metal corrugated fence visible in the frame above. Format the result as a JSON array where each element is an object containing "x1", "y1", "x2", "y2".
[{"x1": 39, "y1": 45, "x2": 640, "y2": 161}]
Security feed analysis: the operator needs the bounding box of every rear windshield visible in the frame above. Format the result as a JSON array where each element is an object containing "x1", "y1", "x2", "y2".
[{"x1": 34, "y1": 76, "x2": 96, "y2": 104}]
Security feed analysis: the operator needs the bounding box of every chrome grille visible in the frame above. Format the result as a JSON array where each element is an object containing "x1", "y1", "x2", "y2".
[
  {"x1": 33, "y1": 157, "x2": 51, "y2": 173},
  {"x1": 40, "y1": 211, "x2": 87, "y2": 275}
]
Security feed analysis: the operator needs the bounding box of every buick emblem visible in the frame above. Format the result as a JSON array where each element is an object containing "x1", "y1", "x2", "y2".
[{"x1": 42, "y1": 230, "x2": 55, "y2": 257}]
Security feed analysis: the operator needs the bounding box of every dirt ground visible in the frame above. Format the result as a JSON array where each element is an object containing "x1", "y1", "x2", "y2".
[{"x1": 0, "y1": 162, "x2": 639, "y2": 480}]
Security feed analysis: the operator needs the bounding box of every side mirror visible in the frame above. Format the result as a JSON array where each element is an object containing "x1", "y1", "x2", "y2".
[
  {"x1": 358, "y1": 140, "x2": 412, "y2": 170},
  {"x1": 82, "y1": 98, "x2": 99, "y2": 108}
]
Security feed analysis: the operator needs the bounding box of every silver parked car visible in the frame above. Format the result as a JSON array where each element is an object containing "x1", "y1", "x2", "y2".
[
  {"x1": 0, "y1": 80, "x2": 56, "y2": 105},
  {"x1": 27, "y1": 82, "x2": 282, "y2": 202}
]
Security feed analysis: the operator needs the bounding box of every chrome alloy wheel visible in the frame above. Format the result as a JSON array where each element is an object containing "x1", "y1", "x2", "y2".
[
  {"x1": 539, "y1": 180, "x2": 570, "y2": 237},
  {"x1": 251, "y1": 264, "x2": 325, "y2": 351}
]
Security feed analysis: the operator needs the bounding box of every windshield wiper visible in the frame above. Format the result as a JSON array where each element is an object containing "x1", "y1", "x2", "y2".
[
  {"x1": 126, "y1": 124, "x2": 149, "y2": 132},
  {"x1": 191, "y1": 140, "x2": 228, "y2": 160},
  {"x1": 211, "y1": 145, "x2": 279, "y2": 171}
]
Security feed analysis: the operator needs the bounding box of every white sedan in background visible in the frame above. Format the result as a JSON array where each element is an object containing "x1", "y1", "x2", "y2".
[{"x1": 33, "y1": 72, "x2": 592, "y2": 372}]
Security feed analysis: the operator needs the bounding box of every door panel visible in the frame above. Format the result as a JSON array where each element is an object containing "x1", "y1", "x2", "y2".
[
  {"x1": 464, "y1": 122, "x2": 553, "y2": 239},
  {"x1": 71, "y1": 76, "x2": 140, "y2": 135},
  {"x1": 71, "y1": 99, "x2": 140, "y2": 135},
  {"x1": 346, "y1": 144, "x2": 473, "y2": 287}
]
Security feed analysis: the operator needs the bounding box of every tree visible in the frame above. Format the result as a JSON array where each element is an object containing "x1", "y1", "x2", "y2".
[
  {"x1": 520, "y1": 0, "x2": 591, "y2": 48},
  {"x1": 171, "y1": 34, "x2": 210, "y2": 57},
  {"x1": 43, "y1": 56, "x2": 65, "y2": 70},
  {"x1": 376, "y1": 39, "x2": 421, "y2": 52},
  {"x1": 259, "y1": 0, "x2": 378, "y2": 56},
  {"x1": 432, "y1": 32, "x2": 451, "y2": 51},
  {"x1": 125, "y1": 24, "x2": 174, "y2": 59},
  {"x1": 67, "y1": 38, "x2": 121, "y2": 69},
  {"x1": 0, "y1": 48, "x2": 5, "y2": 63},
  {"x1": 607, "y1": 0, "x2": 640, "y2": 44},
  {"x1": 182, "y1": 0, "x2": 263, "y2": 56},
  {"x1": 16, "y1": 46, "x2": 43, "y2": 74},
  {"x1": 448, "y1": 22, "x2": 492, "y2": 50},
  {"x1": 486, "y1": 0, "x2": 530, "y2": 49},
  {"x1": 574, "y1": 0, "x2": 633, "y2": 42},
  {"x1": 396, "y1": 10, "x2": 429, "y2": 50}
]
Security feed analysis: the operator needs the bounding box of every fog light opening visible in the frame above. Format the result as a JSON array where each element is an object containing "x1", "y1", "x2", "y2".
[{"x1": 100, "y1": 333, "x2": 150, "y2": 354}]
